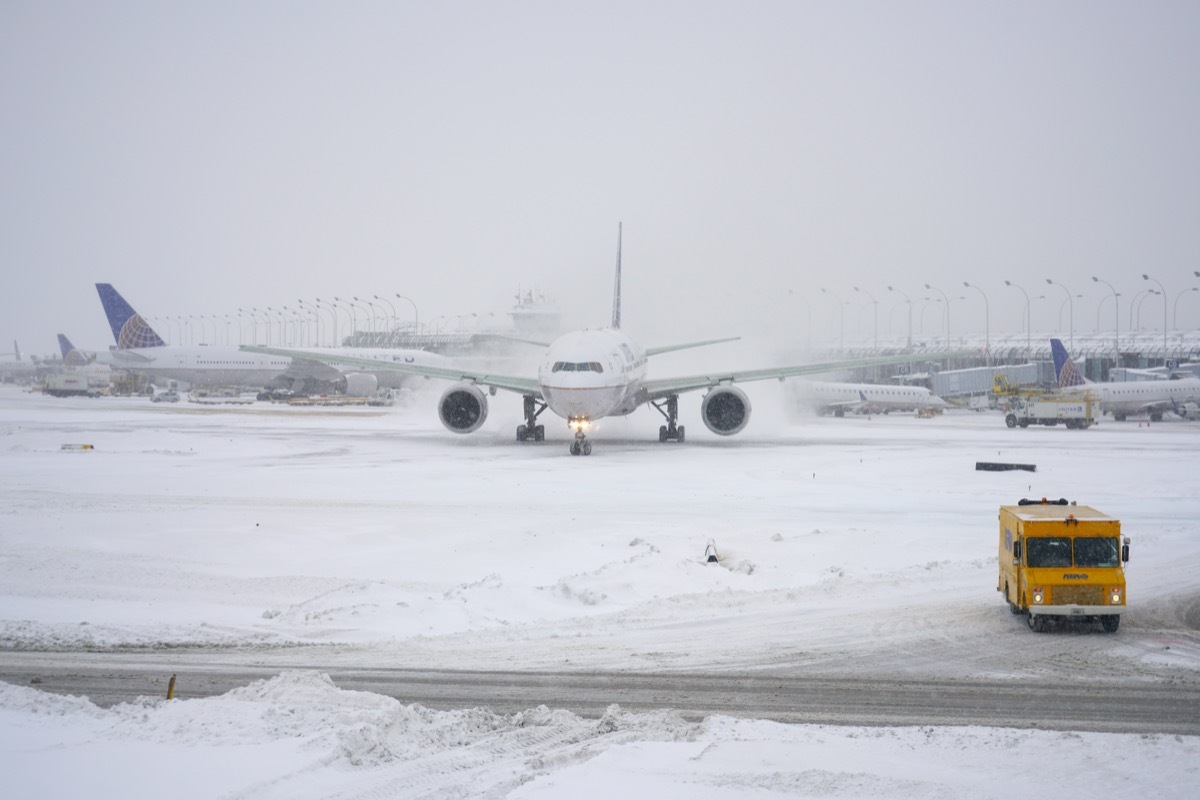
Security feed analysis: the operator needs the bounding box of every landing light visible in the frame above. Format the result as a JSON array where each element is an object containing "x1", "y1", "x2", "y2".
[{"x1": 568, "y1": 418, "x2": 591, "y2": 433}]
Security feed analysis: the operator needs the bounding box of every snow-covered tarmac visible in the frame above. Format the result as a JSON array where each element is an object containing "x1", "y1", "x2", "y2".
[{"x1": 2, "y1": 384, "x2": 1198, "y2": 797}]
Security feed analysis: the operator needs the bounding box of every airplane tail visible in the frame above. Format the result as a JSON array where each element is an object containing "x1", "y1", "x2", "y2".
[
  {"x1": 57, "y1": 334, "x2": 75, "y2": 360},
  {"x1": 611, "y1": 222, "x2": 622, "y2": 330},
  {"x1": 1050, "y1": 338, "x2": 1087, "y2": 388},
  {"x1": 12, "y1": 340, "x2": 19, "y2": 361},
  {"x1": 95, "y1": 284, "x2": 167, "y2": 349}
]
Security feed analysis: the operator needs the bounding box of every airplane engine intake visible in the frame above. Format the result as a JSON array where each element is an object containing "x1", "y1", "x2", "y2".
[
  {"x1": 438, "y1": 384, "x2": 489, "y2": 433},
  {"x1": 701, "y1": 386, "x2": 750, "y2": 435}
]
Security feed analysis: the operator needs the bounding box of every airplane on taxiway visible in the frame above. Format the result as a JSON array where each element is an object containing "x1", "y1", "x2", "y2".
[{"x1": 245, "y1": 225, "x2": 967, "y2": 455}]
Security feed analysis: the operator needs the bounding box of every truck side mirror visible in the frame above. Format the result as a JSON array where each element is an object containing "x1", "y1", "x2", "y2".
[{"x1": 1122, "y1": 544, "x2": 1130, "y2": 563}]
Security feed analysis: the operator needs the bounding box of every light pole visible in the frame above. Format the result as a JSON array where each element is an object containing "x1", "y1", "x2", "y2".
[
  {"x1": 820, "y1": 288, "x2": 844, "y2": 352},
  {"x1": 334, "y1": 297, "x2": 359, "y2": 346},
  {"x1": 1134, "y1": 290, "x2": 1159, "y2": 331},
  {"x1": 374, "y1": 295, "x2": 396, "y2": 345},
  {"x1": 1091, "y1": 276, "x2": 1119, "y2": 364},
  {"x1": 924, "y1": 283, "x2": 950, "y2": 351},
  {"x1": 1004, "y1": 280, "x2": 1032, "y2": 360},
  {"x1": 1142, "y1": 274, "x2": 1168, "y2": 361},
  {"x1": 355, "y1": 296, "x2": 377, "y2": 346},
  {"x1": 1174, "y1": 287, "x2": 1199, "y2": 331},
  {"x1": 886, "y1": 286, "x2": 912, "y2": 349},
  {"x1": 962, "y1": 281, "x2": 989, "y2": 363},
  {"x1": 853, "y1": 286, "x2": 878, "y2": 353},
  {"x1": 298, "y1": 300, "x2": 320, "y2": 347},
  {"x1": 316, "y1": 299, "x2": 338, "y2": 347},
  {"x1": 395, "y1": 294, "x2": 419, "y2": 335},
  {"x1": 1046, "y1": 278, "x2": 1074, "y2": 352}
]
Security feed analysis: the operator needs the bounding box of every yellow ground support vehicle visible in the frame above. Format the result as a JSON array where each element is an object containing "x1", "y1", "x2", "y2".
[{"x1": 997, "y1": 499, "x2": 1130, "y2": 632}]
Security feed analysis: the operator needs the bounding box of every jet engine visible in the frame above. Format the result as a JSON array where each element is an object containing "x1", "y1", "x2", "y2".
[
  {"x1": 701, "y1": 386, "x2": 751, "y2": 435},
  {"x1": 438, "y1": 384, "x2": 489, "y2": 433}
]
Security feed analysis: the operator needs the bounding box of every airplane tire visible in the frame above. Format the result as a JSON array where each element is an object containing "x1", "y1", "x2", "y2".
[
  {"x1": 517, "y1": 425, "x2": 527, "y2": 442},
  {"x1": 659, "y1": 426, "x2": 668, "y2": 443},
  {"x1": 677, "y1": 425, "x2": 685, "y2": 443},
  {"x1": 582, "y1": 441, "x2": 592, "y2": 456},
  {"x1": 534, "y1": 425, "x2": 545, "y2": 441},
  {"x1": 570, "y1": 441, "x2": 581, "y2": 456}
]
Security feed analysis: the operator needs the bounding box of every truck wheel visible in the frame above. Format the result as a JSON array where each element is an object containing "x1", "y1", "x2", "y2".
[
  {"x1": 1009, "y1": 602, "x2": 1023, "y2": 615},
  {"x1": 1005, "y1": 414, "x2": 1016, "y2": 428},
  {"x1": 1100, "y1": 615, "x2": 1120, "y2": 633},
  {"x1": 1027, "y1": 612, "x2": 1047, "y2": 632}
]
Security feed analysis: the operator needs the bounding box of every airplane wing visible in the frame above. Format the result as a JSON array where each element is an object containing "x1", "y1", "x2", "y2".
[
  {"x1": 639, "y1": 351, "x2": 975, "y2": 401},
  {"x1": 645, "y1": 336, "x2": 740, "y2": 357},
  {"x1": 240, "y1": 346, "x2": 542, "y2": 396}
]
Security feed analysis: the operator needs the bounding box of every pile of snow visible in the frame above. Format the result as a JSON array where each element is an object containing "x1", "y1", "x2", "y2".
[{"x1": 3, "y1": 671, "x2": 1196, "y2": 799}]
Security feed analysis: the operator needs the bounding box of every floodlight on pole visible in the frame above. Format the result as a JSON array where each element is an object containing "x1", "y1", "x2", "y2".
[
  {"x1": 1142, "y1": 274, "x2": 1168, "y2": 361},
  {"x1": 852, "y1": 286, "x2": 878, "y2": 353},
  {"x1": 923, "y1": 283, "x2": 950, "y2": 351},
  {"x1": 962, "y1": 281, "x2": 989, "y2": 363}
]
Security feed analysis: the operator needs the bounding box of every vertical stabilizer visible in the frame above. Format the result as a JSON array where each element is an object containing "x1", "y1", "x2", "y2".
[
  {"x1": 611, "y1": 222, "x2": 622, "y2": 330},
  {"x1": 12, "y1": 341, "x2": 20, "y2": 361},
  {"x1": 1051, "y1": 338, "x2": 1087, "y2": 387},
  {"x1": 57, "y1": 334, "x2": 75, "y2": 360},
  {"x1": 95, "y1": 284, "x2": 167, "y2": 349}
]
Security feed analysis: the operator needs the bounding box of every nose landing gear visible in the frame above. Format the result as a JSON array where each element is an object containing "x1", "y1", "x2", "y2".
[{"x1": 568, "y1": 418, "x2": 593, "y2": 456}]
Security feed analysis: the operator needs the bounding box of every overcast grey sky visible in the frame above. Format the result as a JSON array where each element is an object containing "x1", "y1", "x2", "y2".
[{"x1": 3, "y1": 1, "x2": 1198, "y2": 356}]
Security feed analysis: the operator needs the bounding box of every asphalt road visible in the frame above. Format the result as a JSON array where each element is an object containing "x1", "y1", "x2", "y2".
[{"x1": 2, "y1": 651, "x2": 1198, "y2": 736}]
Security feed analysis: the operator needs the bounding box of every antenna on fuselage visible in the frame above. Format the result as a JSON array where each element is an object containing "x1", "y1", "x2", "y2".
[{"x1": 611, "y1": 222, "x2": 622, "y2": 330}]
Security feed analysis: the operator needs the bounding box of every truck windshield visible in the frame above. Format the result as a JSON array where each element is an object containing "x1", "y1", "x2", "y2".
[
  {"x1": 1026, "y1": 537, "x2": 1072, "y2": 567},
  {"x1": 1074, "y1": 537, "x2": 1120, "y2": 567}
]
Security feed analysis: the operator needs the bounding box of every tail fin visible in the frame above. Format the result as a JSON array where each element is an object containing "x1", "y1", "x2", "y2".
[
  {"x1": 1050, "y1": 338, "x2": 1086, "y2": 388},
  {"x1": 610, "y1": 222, "x2": 622, "y2": 330},
  {"x1": 95, "y1": 284, "x2": 166, "y2": 349},
  {"x1": 12, "y1": 340, "x2": 20, "y2": 361},
  {"x1": 57, "y1": 334, "x2": 75, "y2": 360}
]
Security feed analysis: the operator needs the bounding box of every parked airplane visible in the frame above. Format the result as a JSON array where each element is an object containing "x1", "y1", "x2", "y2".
[
  {"x1": 1051, "y1": 338, "x2": 1200, "y2": 421},
  {"x1": 245, "y1": 226, "x2": 966, "y2": 454},
  {"x1": 56, "y1": 334, "x2": 114, "y2": 388},
  {"x1": 96, "y1": 283, "x2": 445, "y2": 390},
  {"x1": 796, "y1": 381, "x2": 948, "y2": 417}
]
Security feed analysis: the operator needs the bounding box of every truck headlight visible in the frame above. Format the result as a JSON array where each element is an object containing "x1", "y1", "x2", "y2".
[
  {"x1": 1032, "y1": 587, "x2": 1044, "y2": 604},
  {"x1": 1110, "y1": 587, "x2": 1123, "y2": 605}
]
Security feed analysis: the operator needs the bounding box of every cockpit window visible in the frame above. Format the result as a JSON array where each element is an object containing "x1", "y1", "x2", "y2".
[{"x1": 551, "y1": 361, "x2": 604, "y2": 374}]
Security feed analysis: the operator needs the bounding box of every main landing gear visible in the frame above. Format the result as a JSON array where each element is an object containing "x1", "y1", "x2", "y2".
[
  {"x1": 651, "y1": 395, "x2": 685, "y2": 443},
  {"x1": 516, "y1": 395, "x2": 546, "y2": 442}
]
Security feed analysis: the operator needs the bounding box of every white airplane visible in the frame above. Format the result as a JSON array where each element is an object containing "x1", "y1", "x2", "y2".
[
  {"x1": 796, "y1": 381, "x2": 948, "y2": 417},
  {"x1": 245, "y1": 226, "x2": 967, "y2": 454},
  {"x1": 96, "y1": 283, "x2": 445, "y2": 390},
  {"x1": 1052, "y1": 338, "x2": 1200, "y2": 421}
]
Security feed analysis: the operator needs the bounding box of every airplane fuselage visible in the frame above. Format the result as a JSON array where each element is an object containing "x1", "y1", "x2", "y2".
[{"x1": 536, "y1": 329, "x2": 647, "y2": 423}]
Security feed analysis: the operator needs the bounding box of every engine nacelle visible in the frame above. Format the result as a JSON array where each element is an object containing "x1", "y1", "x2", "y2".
[
  {"x1": 438, "y1": 384, "x2": 489, "y2": 433},
  {"x1": 701, "y1": 386, "x2": 751, "y2": 436}
]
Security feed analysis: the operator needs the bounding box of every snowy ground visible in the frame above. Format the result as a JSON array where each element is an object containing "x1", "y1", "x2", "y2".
[{"x1": 2, "y1": 383, "x2": 1198, "y2": 797}]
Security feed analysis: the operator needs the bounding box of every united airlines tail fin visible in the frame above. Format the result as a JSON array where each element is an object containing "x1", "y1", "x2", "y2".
[
  {"x1": 57, "y1": 334, "x2": 75, "y2": 360},
  {"x1": 611, "y1": 222, "x2": 622, "y2": 330},
  {"x1": 95, "y1": 284, "x2": 167, "y2": 349},
  {"x1": 1050, "y1": 338, "x2": 1087, "y2": 388}
]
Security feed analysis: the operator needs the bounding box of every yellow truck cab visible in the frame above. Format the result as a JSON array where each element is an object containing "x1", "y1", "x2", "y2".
[{"x1": 998, "y1": 498, "x2": 1130, "y2": 632}]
